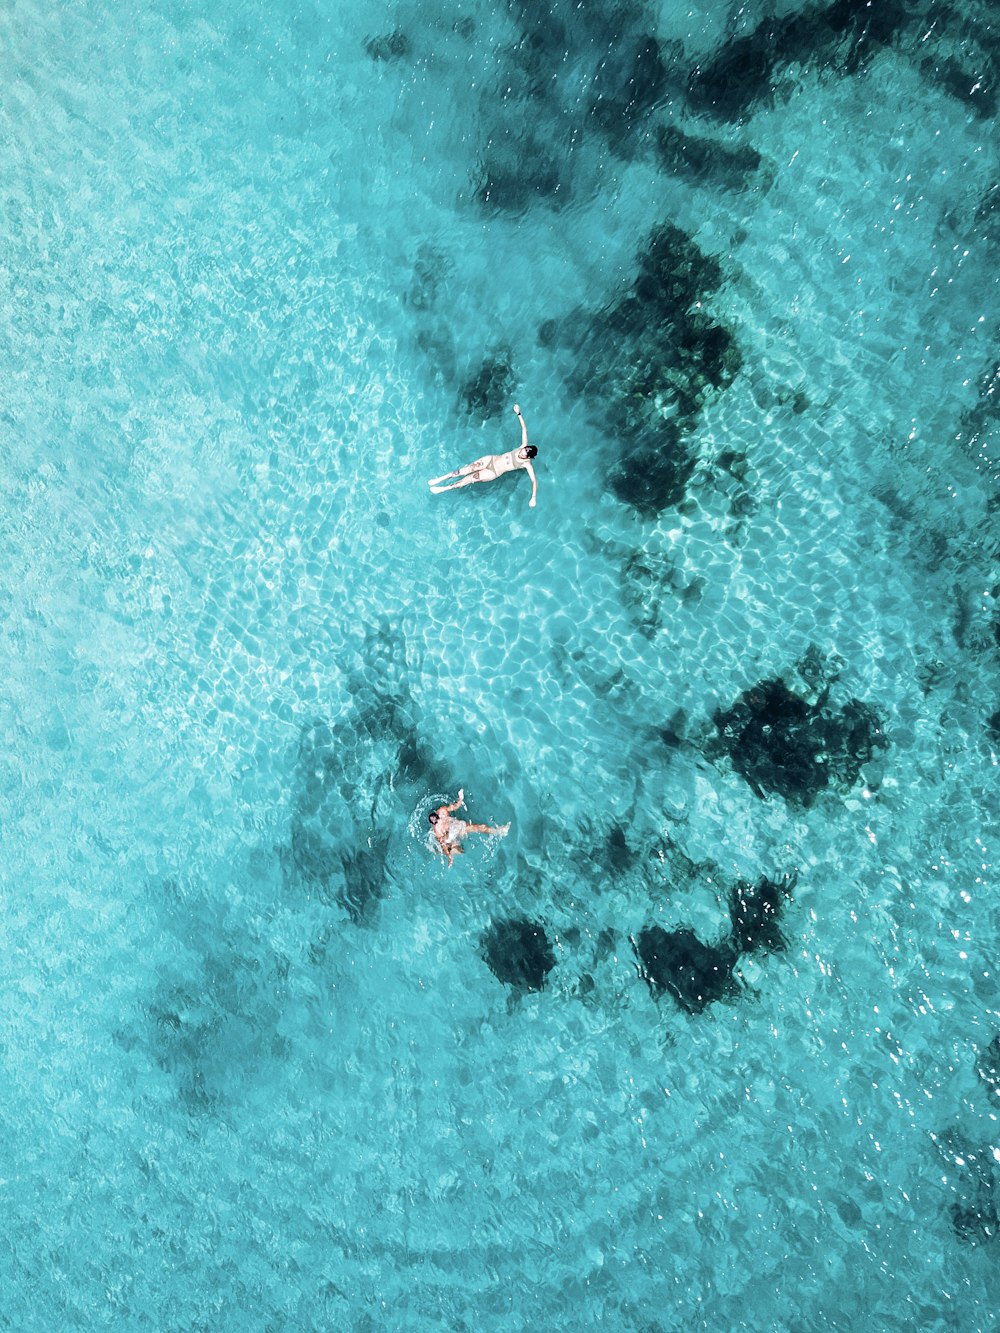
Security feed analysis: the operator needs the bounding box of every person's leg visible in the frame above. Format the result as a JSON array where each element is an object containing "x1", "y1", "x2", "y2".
[
  {"x1": 429, "y1": 473, "x2": 487, "y2": 494},
  {"x1": 467, "y1": 822, "x2": 509, "y2": 835},
  {"x1": 428, "y1": 457, "x2": 489, "y2": 486}
]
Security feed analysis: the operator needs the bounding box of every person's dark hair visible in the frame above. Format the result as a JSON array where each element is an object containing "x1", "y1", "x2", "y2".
[
  {"x1": 524, "y1": 445, "x2": 538, "y2": 459},
  {"x1": 428, "y1": 811, "x2": 439, "y2": 824}
]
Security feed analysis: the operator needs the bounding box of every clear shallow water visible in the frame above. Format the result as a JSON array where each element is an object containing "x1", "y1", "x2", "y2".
[{"x1": 1, "y1": 0, "x2": 999, "y2": 1327}]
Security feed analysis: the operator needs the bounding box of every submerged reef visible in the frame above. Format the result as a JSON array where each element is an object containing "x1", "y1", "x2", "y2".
[
  {"x1": 134, "y1": 881, "x2": 290, "y2": 1114},
  {"x1": 587, "y1": 30, "x2": 668, "y2": 151},
  {"x1": 631, "y1": 853, "x2": 795, "y2": 1016},
  {"x1": 289, "y1": 718, "x2": 393, "y2": 924},
  {"x1": 364, "y1": 30, "x2": 411, "y2": 63},
  {"x1": 473, "y1": 128, "x2": 567, "y2": 215},
  {"x1": 728, "y1": 874, "x2": 795, "y2": 955},
  {"x1": 976, "y1": 1035, "x2": 1000, "y2": 1100},
  {"x1": 404, "y1": 242, "x2": 460, "y2": 390},
  {"x1": 620, "y1": 545, "x2": 706, "y2": 638},
  {"x1": 632, "y1": 926, "x2": 738, "y2": 1014},
  {"x1": 655, "y1": 125, "x2": 767, "y2": 192},
  {"x1": 549, "y1": 221, "x2": 741, "y2": 518},
  {"x1": 712, "y1": 675, "x2": 887, "y2": 806},
  {"x1": 932, "y1": 1130, "x2": 1000, "y2": 1246},
  {"x1": 287, "y1": 621, "x2": 445, "y2": 924},
  {"x1": 459, "y1": 350, "x2": 515, "y2": 420},
  {"x1": 955, "y1": 355, "x2": 1000, "y2": 484},
  {"x1": 481, "y1": 918, "x2": 557, "y2": 992},
  {"x1": 686, "y1": 0, "x2": 915, "y2": 124},
  {"x1": 685, "y1": 0, "x2": 997, "y2": 125},
  {"x1": 469, "y1": 2, "x2": 671, "y2": 217}
]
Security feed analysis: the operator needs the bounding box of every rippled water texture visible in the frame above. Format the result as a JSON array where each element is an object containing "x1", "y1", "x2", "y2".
[{"x1": 1, "y1": 0, "x2": 999, "y2": 1327}]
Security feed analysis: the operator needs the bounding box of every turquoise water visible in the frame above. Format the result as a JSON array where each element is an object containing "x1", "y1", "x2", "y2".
[{"x1": 2, "y1": 0, "x2": 1000, "y2": 1326}]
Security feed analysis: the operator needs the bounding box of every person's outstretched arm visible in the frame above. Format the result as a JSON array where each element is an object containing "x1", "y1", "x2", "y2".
[
  {"x1": 525, "y1": 460, "x2": 537, "y2": 507},
  {"x1": 513, "y1": 403, "x2": 528, "y2": 448},
  {"x1": 445, "y1": 788, "x2": 465, "y2": 812}
]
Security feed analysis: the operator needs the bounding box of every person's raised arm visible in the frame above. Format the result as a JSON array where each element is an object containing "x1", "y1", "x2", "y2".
[
  {"x1": 446, "y1": 788, "x2": 465, "y2": 812},
  {"x1": 513, "y1": 403, "x2": 528, "y2": 449}
]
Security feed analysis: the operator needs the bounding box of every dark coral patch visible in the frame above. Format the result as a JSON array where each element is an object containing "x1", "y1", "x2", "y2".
[
  {"x1": 406, "y1": 243, "x2": 451, "y2": 312},
  {"x1": 656, "y1": 125, "x2": 764, "y2": 191},
  {"x1": 588, "y1": 32, "x2": 668, "y2": 148},
  {"x1": 365, "y1": 30, "x2": 411, "y2": 62},
  {"x1": 557, "y1": 221, "x2": 741, "y2": 518},
  {"x1": 608, "y1": 424, "x2": 697, "y2": 519},
  {"x1": 481, "y1": 918, "x2": 557, "y2": 992},
  {"x1": 631, "y1": 221, "x2": 723, "y2": 316},
  {"x1": 473, "y1": 129, "x2": 566, "y2": 214},
  {"x1": 713, "y1": 677, "x2": 887, "y2": 806},
  {"x1": 932, "y1": 1129, "x2": 1000, "y2": 1245},
  {"x1": 729, "y1": 874, "x2": 794, "y2": 955},
  {"x1": 976, "y1": 1035, "x2": 1000, "y2": 1098},
  {"x1": 921, "y1": 52, "x2": 997, "y2": 119},
  {"x1": 951, "y1": 1199, "x2": 999, "y2": 1245},
  {"x1": 287, "y1": 621, "x2": 448, "y2": 925},
  {"x1": 459, "y1": 351, "x2": 515, "y2": 420},
  {"x1": 632, "y1": 926, "x2": 737, "y2": 1014},
  {"x1": 686, "y1": 0, "x2": 913, "y2": 123}
]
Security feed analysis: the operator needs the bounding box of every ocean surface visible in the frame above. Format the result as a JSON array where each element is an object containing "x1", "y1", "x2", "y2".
[{"x1": 1, "y1": 0, "x2": 999, "y2": 1327}]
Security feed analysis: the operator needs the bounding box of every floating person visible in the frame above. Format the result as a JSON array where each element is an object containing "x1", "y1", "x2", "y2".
[
  {"x1": 428, "y1": 789, "x2": 509, "y2": 867},
  {"x1": 428, "y1": 403, "x2": 538, "y2": 507}
]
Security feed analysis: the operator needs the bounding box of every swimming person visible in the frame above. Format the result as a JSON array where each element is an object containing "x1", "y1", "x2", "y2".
[
  {"x1": 429, "y1": 789, "x2": 510, "y2": 867},
  {"x1": 428, "y1": 404, "x2": 538, "y2": 507}
]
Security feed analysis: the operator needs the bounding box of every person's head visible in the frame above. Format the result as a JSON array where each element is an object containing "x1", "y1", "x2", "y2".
[
  {"x1": 520, "y1": 445, "x2": 538, "y2": 460},
  {"x1": 428, "y1": 810, "x2": 439, "y2": 825}
]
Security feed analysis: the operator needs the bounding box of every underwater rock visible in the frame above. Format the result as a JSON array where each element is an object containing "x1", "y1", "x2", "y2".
[
  {"x1": 794, "y1": 642, "x2": 842, "y2": 699},
  {"x1": 728, "y1": 874, "x2": 794, "y2": 955},
  {"x1": 604, "y1": 822, "x2": 636, "y2": 874},
  {"x1": 975, "y1": 183, "x2": 1000, "y2": 243},
  {"x1": 655, "y1": 125, "x2": 764, "y2": 190},
  {"x1": 415, "y1": 325, "x2": 458, "y2": 385},
  {"x1": 686, "y1": 26, "x2": 781, "y2": 123},
  {"x1": 632, "y1": 926, "x2": 737, "y2": 1014},
  {"x1": 934, "y1": 1134, "x2": 1000, "y2": 1245},
  {"x1": 481, "y1": 918, "x2": 557, "y2": 992},
  {"x1": 717, "y1": 449, "x2": 750, "y2": 479},
  {"x1": 473, "y1": 129, "x2": 565, "y2": 214},
  {"x1": 147, "y1": 978, "x2": 223, "y2": 1112},
  {"x1": 609, "y1": 429, "x2": 698, "y2": 520},
  {"x1": 339, "y1": 836, "x2": 392, "y2": 925},
  {"x1": 951, "y1": 1198, "x2": 999, "y2": 1245},
  {"x1": 287, "y1": 622, "x2": 445, "y2": 921},
  {"x1": 975, "y1": 1035, "x2": 1000, "y2": 1098},
  {"x1": 686, "y1": 0, "x2": 912, "y2": 122},
  {"x1": 630, "y1": 221, "x2": 723, "y2": 318},
  {"x1": 459, "y1": 351, "x2": 515, "y2": 419},
  {"x1": 290, "y1": 814, "x2": 390, "y2": 922},
  {"x1": 146, "y1": 941, "x2": 287, "y2": 1113},
  {"x1": 559, "y1": 221, "x2": 741, "y2": 519},
  {"x1": 406, "y1": 243, "x2": 452, "y2": 312},
  {"x1": 620, "y1": 545, "x2": 693, "y2": 635},
  {"x1": 921, "y1": 52, "x2": 998, "y2": 120},
  {"x1": 588, "y1": 32, "x2": 668, "y2": 147},
  {"x1": 713, "y1": 676, "x2": 887, "y2": 806},
  {"x1": 578, "y1": 820, "x2": 638, "y2": 878},
  {"x1": 365, "y1": 30, "x2": 411, "y2": 62}
]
